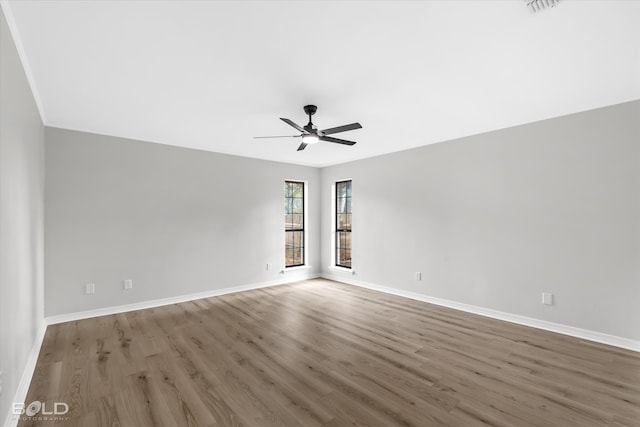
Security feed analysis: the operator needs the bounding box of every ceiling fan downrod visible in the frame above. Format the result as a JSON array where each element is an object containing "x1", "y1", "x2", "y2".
[{"x1": 303, "y1": 105, "x2": 317, "y2": 131}]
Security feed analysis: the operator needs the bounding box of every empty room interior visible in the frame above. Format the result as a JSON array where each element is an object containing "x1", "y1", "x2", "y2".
[{"x1": 1, "y1": 0, "x2": 639, "y2": 426}]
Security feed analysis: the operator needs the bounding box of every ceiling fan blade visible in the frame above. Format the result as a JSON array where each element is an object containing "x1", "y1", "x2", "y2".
[
  {"x1": 253, "y1": 135, "x2": 300, "y2": 139},
  {"x1": 320, "y1": 122, "x2": 362, "y2": 135},
  {"x1": 320, "y1": 136, "x2": 357, "y2": 146},
  {"x1": 297, "y1": 142, "x2": 308, "y2": 151},
  {"x1": 280, "y1": 118, "x2": 305, "y2": 133}
]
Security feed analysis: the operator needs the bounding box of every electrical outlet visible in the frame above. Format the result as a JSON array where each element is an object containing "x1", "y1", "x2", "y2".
[
  {"x1": 542, "y1": 292, "x2": 553, "y2": 305},
  {"x1": 85, "y1": 283, "x2": 95, "y2": 295},
  {"x1": 266, "y1": 263, "x2": 272, "y2": 271},
  {"x1": 123, "y1": 279, "x2": 133, "y2": 290},
  {"x1": 415, "y1": 272, "x2": 422, "y2": 281}
]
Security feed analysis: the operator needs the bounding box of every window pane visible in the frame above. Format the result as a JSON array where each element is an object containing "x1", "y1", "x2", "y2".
[
  {"x1": 343, "y1": 231, "x2": 351, "y2": 249},
  {"x1": 340, "y1": 248, "x2": 347, "y2": 263},
  {"x1": 286, "y1": 231, "x2": 304, "y2": 247},
  {"x1": 292, "y1": 198, "x2": 303, "y2": 214},
  {"x1": 336, "y1": 231, "x2": 351, "y2": 250},
  {"x1": 284, "y1": 198, "x2": 292, "y2": 214},
  {"x1": 337, "y1": 248, "x2": 351, "y2": 267},
  {"x1": 292, "y1": 214, "x2": 303, "y2": 230},
  {"x1": 285, "y1": 214, "x2": 304, "y2": 231},
  {"x1": 343, "y1": 253, "x2": 351, "y2": 268},
  {"x1": 341, "y1": 231, "x2": 347, "y2": 250},
  {"x1": 293, "y1": 247, "x2": 303, "y2": 265},
  {"x1": 285, "y1": 232, "x2": 304, "y2": 264},
  {"x1": 337, "y1": 197, "x2": 346, "y2": 214},
  {"x1": 292, "y1": 182, "x2": 303, "y2": 198},
  {"x1": 337, "y1": 214, "x2": 350, "y2": 230}
]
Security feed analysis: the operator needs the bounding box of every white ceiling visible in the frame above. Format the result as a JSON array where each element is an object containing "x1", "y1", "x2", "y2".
[{"x1": 3, "y1": 1, "x2": 639, "y2": 167}]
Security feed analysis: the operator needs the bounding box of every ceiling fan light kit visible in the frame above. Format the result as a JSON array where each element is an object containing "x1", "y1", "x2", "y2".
[
  {"x1": 302, "y1": 134, "x2": 319, "y2": 144},
  {"x1": 255, "y1": 105, "x2": 362, "y2": 151}
]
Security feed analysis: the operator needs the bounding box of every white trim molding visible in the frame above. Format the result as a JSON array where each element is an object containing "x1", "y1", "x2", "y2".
[
  {"x1": 322, "y1": 273, "x2": 640, "y2": 353},
  {"x1": 3, "y1": 320, "x2": 48, "y2": 427},
  {"x1": 46, "y1": 274, "x2": 319, "y2": 325},
  {"x1": 5, "y1": 274, "x2": 317, "y2": 426},
  {"x1": 0, "y1": 1, "x2": 47, "y2": 124}
]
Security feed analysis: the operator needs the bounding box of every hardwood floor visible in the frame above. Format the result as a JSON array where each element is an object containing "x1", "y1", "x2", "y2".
[{"x1": 17, "y1": 279, "x2": 640, "y2": 426}]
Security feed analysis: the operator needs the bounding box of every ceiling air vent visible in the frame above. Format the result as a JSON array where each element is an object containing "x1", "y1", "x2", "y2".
[{"x1": 525, "y1": 0, "x2": 560, "y2": 13}]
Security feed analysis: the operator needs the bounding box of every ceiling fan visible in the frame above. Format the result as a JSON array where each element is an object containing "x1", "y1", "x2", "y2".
[{"x1": 254, "y1": 105, "x2": 362, "y2": 151}]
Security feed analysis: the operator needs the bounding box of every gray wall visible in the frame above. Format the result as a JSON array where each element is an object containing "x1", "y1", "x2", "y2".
[
  {"x1": 45, "y1": 128, "x2": 320, "y2": 317},
  {"x1": 321, "y1": 101, "x2": 640, "y2": 341},
  {"x1": 0, "y1": 7, "x2": 45, "y2": 423}
]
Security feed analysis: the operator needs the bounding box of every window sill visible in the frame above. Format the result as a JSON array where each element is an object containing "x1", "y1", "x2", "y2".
[
  {"x1": 283, "y1": 265, "x2": 312, "y2": 273},
  {"x1": 328, "y1": 266, "x2": 355, "y2": 275}
]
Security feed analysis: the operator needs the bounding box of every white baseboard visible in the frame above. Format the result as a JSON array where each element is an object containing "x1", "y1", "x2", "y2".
[
  {"x1": 7, "y1": 271, "x2": 635, "y2": 427},
  {"x1": 4, "y1": 274, "x2": 318, "y2": 426},
  {"x1": 321, "y1": 273, "x2": 640, "y2": 353},
  {"x1": 3, "y1": 320, "x2": 48, "y2": 427},
  {"x1": 46, "y1": 273, "x2": 320, "y2": 325}
]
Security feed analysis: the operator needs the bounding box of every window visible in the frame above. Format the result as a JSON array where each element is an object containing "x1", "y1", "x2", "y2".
[
  {"x1": 336, "y1": 180, "x2": 352, "y2": 268},
  {"x1": 285, "y1": 181, "x2": 305, "y2": 267}
]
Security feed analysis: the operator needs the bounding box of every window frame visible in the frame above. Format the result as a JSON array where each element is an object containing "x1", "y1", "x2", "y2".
[
  {"x1": 335, "y1": 179, "x2": 352, "y2": 269},
  {"x1": 284, "y1": 180, "x2": 306, "y2": 268}
]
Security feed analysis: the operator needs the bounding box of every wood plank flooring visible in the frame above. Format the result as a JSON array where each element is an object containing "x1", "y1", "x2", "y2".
[{"x1": 16, "y1": 278, "x2": 640, "y2": 426}]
